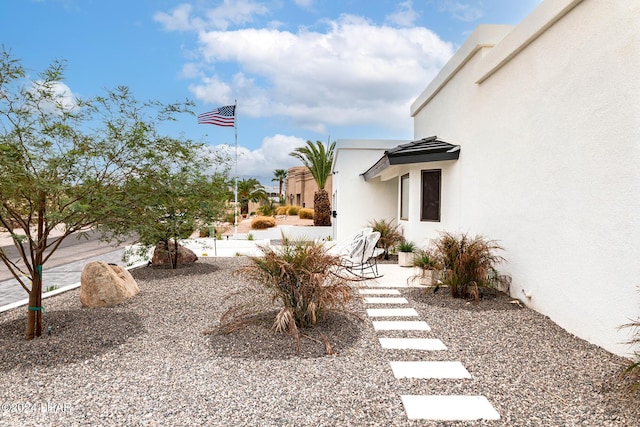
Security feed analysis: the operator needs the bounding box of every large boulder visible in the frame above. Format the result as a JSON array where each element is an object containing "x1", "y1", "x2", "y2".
[
  {"x1": 80, "y1": 261, "x2": 139, "y2": 308},
  {"x1": 151, "y1": 241, "x2": 198, "y2": 266}
]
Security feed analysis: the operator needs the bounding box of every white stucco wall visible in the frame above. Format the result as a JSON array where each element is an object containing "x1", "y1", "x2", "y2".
[
  {"x1": 332, "y1": 140, "x2": 403, "y2": 241},
  {"x1": 398, "y1": 159, "x2": 462, "y2": 249},
  {"x1": 409, "y1": 0, "x2": 640, "y2": 357}
]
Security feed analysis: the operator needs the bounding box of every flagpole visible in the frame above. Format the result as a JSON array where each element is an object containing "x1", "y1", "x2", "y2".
[{"x1": 234, "y1": 99, "x2": 238, "y2": 235}]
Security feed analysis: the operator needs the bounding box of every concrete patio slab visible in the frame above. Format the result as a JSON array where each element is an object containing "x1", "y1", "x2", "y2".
[
  {"x1": 363, "y1": 297, "x2": 408, "y2": 304},
  {"x1": 358, "y1": 289, "x2": 401, "y2": 295},
  {"x1": 366, "y1": 308, "x2": 418, "y2": 317},
  {"x1": 401, "y1": 395, "x2": 500, "y2": 421},
  {"x1": 390, "y1": 361, "x2": 471, "y2": 379},
  {"x1": 372, "y1": 320, "x2": 430, "y2": 331},
  {"x1": 379, "y1": 338, "x2": 447, "y2": 350}
]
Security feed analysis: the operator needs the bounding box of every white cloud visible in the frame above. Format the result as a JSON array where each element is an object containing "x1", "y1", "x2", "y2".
[
  {"x1": 386, "y1": 0, "x2": 419, "y2": 27},
  {"x1": 30, "y1": 80, "x2": 78, "y2": 114},
  {"x1": 155, "y1": 4, "x2": 454, "y2": 137},
  {"x1": 188, "y1": 14, "x2": 453, "y2": 133},
  {"x1": 438, "y1": 1, "x2": 484, "y2": 22},
  {"x1": 154, "y1": 0, "x2": 270, "y2": 32},
  {"x1": 292, "y1": 0, "x2": 314, "y2": 9},
  {"x1": 188, "y1": 74, "x2": 234, "y2": 105},
  {"x1": 153, "y1": 4, "x2": 200, "y2": 32},
  {"x1": 207, "y1": 134, "x2": 308, "y2": 179}
]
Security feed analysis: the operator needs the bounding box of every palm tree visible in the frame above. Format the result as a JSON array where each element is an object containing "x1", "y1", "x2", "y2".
[
  {"x1": 272, "y1": 169, "x2": 287, "y2": 199},
  {"x1": 289, "y1": 140, "x2": 335, "y2": 226},
  {"x1": 237, "y1": 178, "x2": 267, "y2": 216}
]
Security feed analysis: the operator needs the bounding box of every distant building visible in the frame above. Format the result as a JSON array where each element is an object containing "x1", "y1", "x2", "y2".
[{"x1": 285, "y1": 166, "x2": 332, "y2": 209}]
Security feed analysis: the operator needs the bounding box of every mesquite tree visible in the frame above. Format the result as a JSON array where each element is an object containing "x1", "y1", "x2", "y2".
[
  {"x1": 115, "y1": 161, "x2": 232, "y2": 270},
  {"x1": 0, "y1": 50, "x2": 205, "y2": 339}
]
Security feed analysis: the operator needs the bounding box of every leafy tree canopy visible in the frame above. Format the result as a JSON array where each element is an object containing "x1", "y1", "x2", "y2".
[{"x1": 0, "y1": 49, "x2": 227, "y2": 339}]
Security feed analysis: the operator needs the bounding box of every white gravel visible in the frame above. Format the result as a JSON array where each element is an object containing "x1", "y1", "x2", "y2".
[{"x1": 0, "y1": 257, "x2": 638, "y2": 426}]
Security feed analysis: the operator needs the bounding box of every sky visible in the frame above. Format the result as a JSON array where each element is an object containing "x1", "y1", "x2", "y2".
[{"x1": 1, "y1": 0, "x2": 541, "y2": 185}]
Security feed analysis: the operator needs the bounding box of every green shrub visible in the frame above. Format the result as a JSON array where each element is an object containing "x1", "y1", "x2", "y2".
[
  {"x1": 368, "y1": 218, "x2": 403, "y2": 260},
  {"x1": 298, "y1": 208, "x2": 314, "y2": 219},
  {"x1": 239, "y1": 239, "x2": 353, "y2": 346},
  {"x1": 251, "y1": 216, "x2": 276, "y2": 230},
  {"x1": 258, "y1": 200, "x2": 277, "y2": 216},
  {"x1": 397, "y1": 240, "x2": 416, "y2": 253},
  {"x1": 287, "y1": 205, "x2": 302, "y2": 216},
  {"x1": 433, "y1": 232, "x2": 508, "y2": 301},
  {"x1": 276, "y1": 206, "x2": 289, "y2": 215},
  {"x1": 412, "y1": 248, "x2": 439, "y2": 269},
  {"x1": 223, "y1": 212, "x2": 235, "y2": 223}
]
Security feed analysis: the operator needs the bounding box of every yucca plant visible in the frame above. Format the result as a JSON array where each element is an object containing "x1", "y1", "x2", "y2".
[
  {"x1": 433, "y1": 232, "x2": 507, "y2": 301},
  {"x1": 240, "y1": 238, "x2": 353, "y2": 346}
]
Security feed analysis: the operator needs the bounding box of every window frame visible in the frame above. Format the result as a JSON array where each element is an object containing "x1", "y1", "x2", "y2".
[
  {"x1": 400, "y1": 173, "x2": 409, "y2": 220},
  {"x1": 420, "y1": 169, "x2": 441, "y2": 222}
]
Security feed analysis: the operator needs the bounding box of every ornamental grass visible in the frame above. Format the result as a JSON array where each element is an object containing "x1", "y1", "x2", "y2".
[{"x1": 223, "y1": 238, "x2": 354, "y2": 350}]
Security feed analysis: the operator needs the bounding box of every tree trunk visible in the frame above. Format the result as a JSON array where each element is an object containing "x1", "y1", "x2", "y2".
[
  {"x1": 26, "y1": 193, "x2": 46, "y2": 340},
  {"x1": 25, "y1": 272, "x2": 43, "y2": 340},
  {"x1": 171, "y1": 236, "x2": 178, "y2": 269},
  {"x1": 313, "y1": 190, "x2": 331, "y2": 226}
]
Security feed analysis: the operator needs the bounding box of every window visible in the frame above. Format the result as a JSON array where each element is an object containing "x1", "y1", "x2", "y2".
[
  {"x1": 421, "y1": 169, "x2": 441, "y2": 222},
  {"x1": 400, "y1": 174, "x2": 409, "y2": 220}
]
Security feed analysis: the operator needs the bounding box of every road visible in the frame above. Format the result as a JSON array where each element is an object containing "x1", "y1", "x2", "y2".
[
  {"x1": 0, "y1": 230, "x2": 132, "y2": 282},
  {"x1": 0, "y1": 231, "x2": 134, "y2": 307}
]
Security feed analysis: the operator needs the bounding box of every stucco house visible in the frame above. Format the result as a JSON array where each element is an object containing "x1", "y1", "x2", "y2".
[
  {"x1": 286, "y1": 166, "x2": 332, "y2": 210},
  {"x1": 331, "y1": 0, "x2": 639, "y2": 357}
]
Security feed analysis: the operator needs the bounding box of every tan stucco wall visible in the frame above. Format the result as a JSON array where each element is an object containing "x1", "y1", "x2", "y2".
[{"x1": 285, "y1": 166, "x2": 332, "y2": 209}]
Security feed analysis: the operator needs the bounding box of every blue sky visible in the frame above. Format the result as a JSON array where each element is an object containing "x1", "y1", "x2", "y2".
[{"x1": 2, "y1": 0, "x2": 540, "y2": 183}]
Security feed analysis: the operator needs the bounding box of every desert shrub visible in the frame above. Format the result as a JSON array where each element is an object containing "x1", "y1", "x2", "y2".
[
  {"x1": 223, "y1": 212, "x2": 235, "y2": 223},
  {"x1": 433, "y1": 231, "x2": 508, "y2": 301},
  {"x1": 397, "y1": 240, "x2": 416, "y2": 253},
  {"x1": 298, "y1": 208, "x2": 314, "y2": 219},
  {"x1": 199, "y1": 226, "x2": 216, "y2": 238},
  {"x1": 257, "y1": 199, "x2": 277, "y2": 216},
  {"x1": 251, "y1": 216, "x2": 276, "y2": 230},
  {"x1": 236, "y1": 239, "x2": 353, "y2": 348},
  {"x1": 620, "y1": 309, "x2": 640, "y2": 392},
  {"x1": 412, "y1": 248, "x2": 439, "y2": 270},
  {"x1": 287, "y1": 205, "x2": 302, "y2": 216},
  {"x1": 276, "y1": 206, "x2": 289, "y2": 215},
  {"x1": 368, "y1": 218, "x2": 403, "y2": 260}
]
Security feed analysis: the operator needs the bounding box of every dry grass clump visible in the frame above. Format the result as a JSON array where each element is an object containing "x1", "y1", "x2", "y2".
[
  {"x1": 368, "y1": 218, "x2": 403, "y2": 260},
  {"x1": 433, "y1": 231, "x2": 510, "y2": 302},
  {"x1": 275, "y1": 206, "x2": 289, "y2": 215},
  {"x1": 287, "y1": 205, "x2": 302, "y2": 216},
  {"x1": 298, "y1": 208, "x2": 314, "y2": 220},
  {"x1": 221, "y1": 238, "x2": 356, "y2": 351},
  {"x1": 250, "y1": 216, "x2": 276, "y2": 230},
  {"x1": 619, "y1": 317, "x2": 640, "y2": 393}
]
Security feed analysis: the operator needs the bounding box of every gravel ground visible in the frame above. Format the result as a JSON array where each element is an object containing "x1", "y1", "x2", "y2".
[{"x1": 0, "y1": 257, "x2": 638, "y2": 426}]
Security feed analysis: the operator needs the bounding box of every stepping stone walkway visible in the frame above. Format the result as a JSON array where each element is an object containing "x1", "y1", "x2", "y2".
[{"x1": 360, "y1": 283, "x2": 501, "y2": 422}]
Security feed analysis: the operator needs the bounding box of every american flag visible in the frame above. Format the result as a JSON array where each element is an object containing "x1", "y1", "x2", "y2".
[{"x1": 197, "y1": 105, "x2": 235, "y2": 127}]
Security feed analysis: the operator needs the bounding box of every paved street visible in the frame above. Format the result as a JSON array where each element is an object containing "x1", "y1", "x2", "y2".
[{"x1": 0, "y1": 248, "x2": 129, "y2": 308}]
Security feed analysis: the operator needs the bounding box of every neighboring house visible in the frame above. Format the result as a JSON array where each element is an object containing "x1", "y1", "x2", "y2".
[
  {"x1": 332, "y1": 0, "x2": 640, "y2": 357},
  {"x1": 285, "y1": 166, "x2": 332, "y2": 209}
]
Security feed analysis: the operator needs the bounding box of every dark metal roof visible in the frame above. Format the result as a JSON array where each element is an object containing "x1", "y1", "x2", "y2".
[{"x1": 362, "y1": 136, "x2": 460, "y2": 181}]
